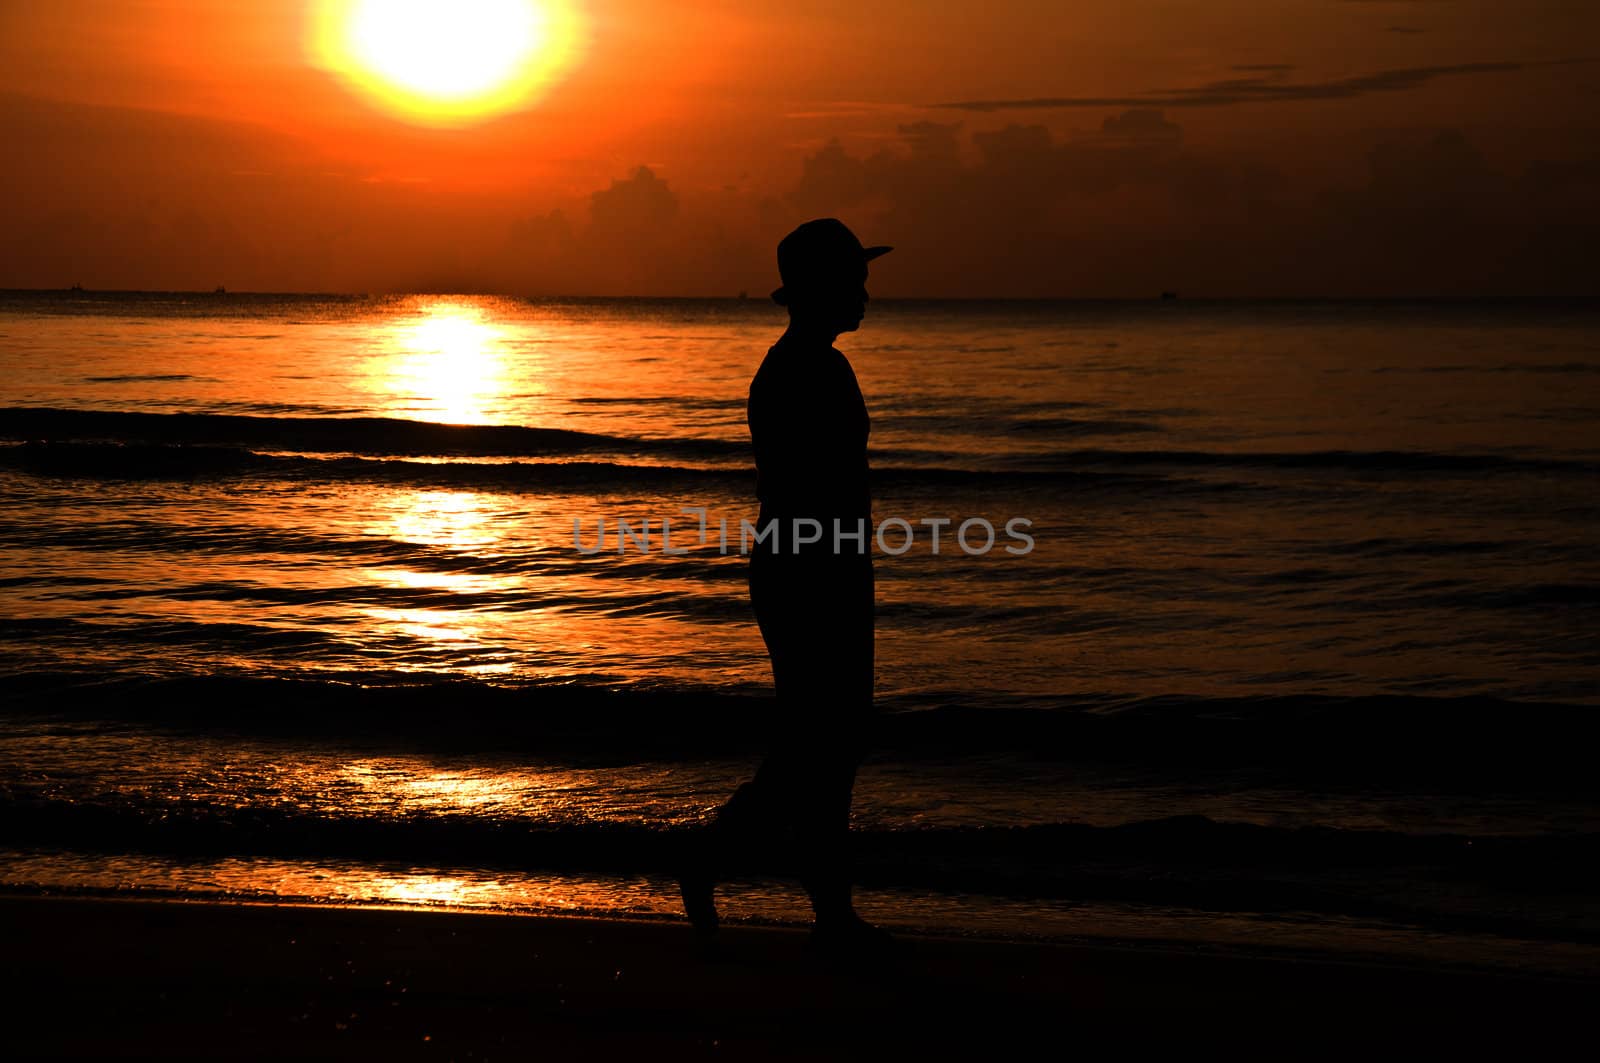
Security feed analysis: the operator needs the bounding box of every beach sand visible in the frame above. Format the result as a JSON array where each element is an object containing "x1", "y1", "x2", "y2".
[{"x1": 3, "y1": 893, "x2": 1588, "y2": 1059}]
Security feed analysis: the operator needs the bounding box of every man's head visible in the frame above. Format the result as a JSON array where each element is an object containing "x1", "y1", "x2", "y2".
[{"x1": 772, "y1": 218, "x2": 891, "y2": 335}]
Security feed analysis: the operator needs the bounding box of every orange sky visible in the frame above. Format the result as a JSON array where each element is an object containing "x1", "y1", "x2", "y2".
[{"x1": 1, "y1": 0, "x2": 1597, "y2": 296}]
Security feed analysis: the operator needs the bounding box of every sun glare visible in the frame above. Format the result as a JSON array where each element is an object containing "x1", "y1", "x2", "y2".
[
  {"x1": 370, "y1": 300, "x2": 514, "y2": 423},
  {"x1": 307, "y1": 0, "x2": 583, "y2": 126}
]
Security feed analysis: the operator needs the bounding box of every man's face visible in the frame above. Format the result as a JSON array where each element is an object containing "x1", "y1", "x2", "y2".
[
  {"x1": 830, "y1": 264, "x2": 871, "y2": 333},
  {"x1": 790, "y1": 262, "x2": 871, "y2": 334}
]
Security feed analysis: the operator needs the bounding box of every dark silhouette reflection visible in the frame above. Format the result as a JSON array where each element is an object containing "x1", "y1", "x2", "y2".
[{"x1": 680, "y1": 218, "x2": 894, "y2": 954}]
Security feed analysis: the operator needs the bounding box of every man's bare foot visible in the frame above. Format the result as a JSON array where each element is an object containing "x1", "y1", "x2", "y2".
[{"x1": 676, "y1": 831, "x2": 719, "y2": 940}]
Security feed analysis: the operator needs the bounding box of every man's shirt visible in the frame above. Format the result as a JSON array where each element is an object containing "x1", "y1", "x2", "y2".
[{"x1": 747, "y1": 335, "x2": 871, "y2": 556}]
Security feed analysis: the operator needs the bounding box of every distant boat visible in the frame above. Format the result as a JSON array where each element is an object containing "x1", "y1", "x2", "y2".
[
  {"x1": 736, "y1": 290, "x2": 748, "y2": 300},
  {"x1": 69, "y1": 283, "x2": 84, "y2": 292},
  {"x1": 213, "y1": 286, "x2": 227, "y2": 295},
  {"x1": 1160, "y1": 290, "x2": 1179, "y2": 301}
]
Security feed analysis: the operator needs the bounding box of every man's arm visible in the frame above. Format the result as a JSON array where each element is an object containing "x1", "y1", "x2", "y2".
[{"x1": 749, "y1": 365, "x2": 861, "y2": 517}]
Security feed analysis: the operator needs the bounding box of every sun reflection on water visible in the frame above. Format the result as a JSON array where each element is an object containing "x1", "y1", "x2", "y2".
[
  {"x1": 369, "y1": 489, "x2": 502, "y2": 550},
  {"x1": 363, "y1": 606, "x2": 485, "y2": 646},
  {"x1": 338, "y1": 760, "x2": 534, "y2": 814},
  {"x1": 374, "y1": 300, "x2": 517, "y2": 424},
  {"x1": 337, "y1": 298, "x2": 729, "y2": 684},
  {"x1": 355, "y1": 489, "x2": 520, "y2": 658}
]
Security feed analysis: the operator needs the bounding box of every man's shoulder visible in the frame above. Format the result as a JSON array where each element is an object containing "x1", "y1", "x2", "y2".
[
  {"x1": 748, "y1": 339, "x2": 857, "y2": 418},
  {"x1": 751, "y1": 342, "x2": 809, "y2": 393}
]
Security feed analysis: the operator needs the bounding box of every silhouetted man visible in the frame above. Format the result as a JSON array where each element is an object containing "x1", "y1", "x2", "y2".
[{"x1": 679, "y1": 218, "x2": 893, "y2": 952}]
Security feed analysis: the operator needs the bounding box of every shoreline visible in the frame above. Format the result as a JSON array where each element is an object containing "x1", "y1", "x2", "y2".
[
  {"x1": 7, "y1": 875, "x2": 1598, "y2": 981},
  {"x1": 5, "y1": 893, "x2": 1592, "y2": 1058}
]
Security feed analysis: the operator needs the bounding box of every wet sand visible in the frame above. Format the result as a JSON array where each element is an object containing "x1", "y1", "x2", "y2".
[{"x1": 3, "y1": 893, "x2": 1589, "y2": 1059}]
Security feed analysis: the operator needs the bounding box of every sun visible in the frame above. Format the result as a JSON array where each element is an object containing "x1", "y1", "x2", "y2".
[{"x1": 307, "y1": 0, "x2": 583, "y2": 126}]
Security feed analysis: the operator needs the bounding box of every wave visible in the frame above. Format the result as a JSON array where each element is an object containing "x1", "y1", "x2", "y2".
[
  {"x1": 0, "y1": 406, "x2": 747, "y2": 461},
  {"x1": 2, "y1": 407, "x2": 1590, "y2": 524},
  {"x1": 1003, "y1": 416, "x2": 1160, "y2": 437},
  {"x1": 1371, "y1": 362, "x2": 1600, "y2": 375},
  {"x1": 0, "y1": 441, "x2": 747, "y2": 491},
  {"x1": 4, "y1": 672, "x2": 1598, "y2": 780},
  {"x1": 6, "y1": 408, "x2": 1594, "y2": 482},
  {"x1": 1000, "y1": 447, "x2": 1600, "y2": 476},
  {"x1": 1, "y1": 798, "x2": 1594, "y2": 938},
  {"x1": 81, "y1": 373, "x2": 211, "y2": 384},
  {"x1": 0, "y1": 439, "x2": 1202, "y2": 497}
]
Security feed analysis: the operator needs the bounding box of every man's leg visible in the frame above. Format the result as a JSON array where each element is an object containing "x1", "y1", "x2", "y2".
[
  {"x1": 794, "y1": 751, "x2": 861, "y2": 924},
  {"x1": 677, "y1": 559, "x2": 807, "y2": 934},
  {"x1": 799, "y1": 560, "x2": 884, "y2": 942}
]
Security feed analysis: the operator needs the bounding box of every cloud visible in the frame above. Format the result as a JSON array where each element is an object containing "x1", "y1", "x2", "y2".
[
  {"x1": 503, "y1": 166, "x2": 684, "y2": 293},
  {"x1": 504, "y1": 164, "x2": 779, "y2": 296},
  {"x1": 6, "y1": 89, "x2": 1596, "y2": 298},
  {"x1": 775, "y1": 113, "x2": 1302, "y2": 295},
  {"x1": 792, "y1": 139, "x2": 873, "y2": 209},
  {"x1": 772, "y1": 115, "x2": 1600, "y2": 297},
  {"x1": 897, "y1": 121, "x2": 965, "y2": 166},
  {"x1": 587, "y1": 165, "x2": 678, "y2": 238},
  {"x1": 932, "y1": 59, "x2": 1589, "y2": 112},
  {"x1": 1099, "y1": 108, "x2": 1182, "y2": 142}
]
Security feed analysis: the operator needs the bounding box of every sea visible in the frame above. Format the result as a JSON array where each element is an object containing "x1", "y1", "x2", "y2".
[{"x1": 2, "y1": 291, "x2": 1597, "y2": 973}]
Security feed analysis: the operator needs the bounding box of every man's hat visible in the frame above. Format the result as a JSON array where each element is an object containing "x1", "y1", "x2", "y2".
[{"x1": 772, "y1": 218, "x2": 892, "y2": 306}]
